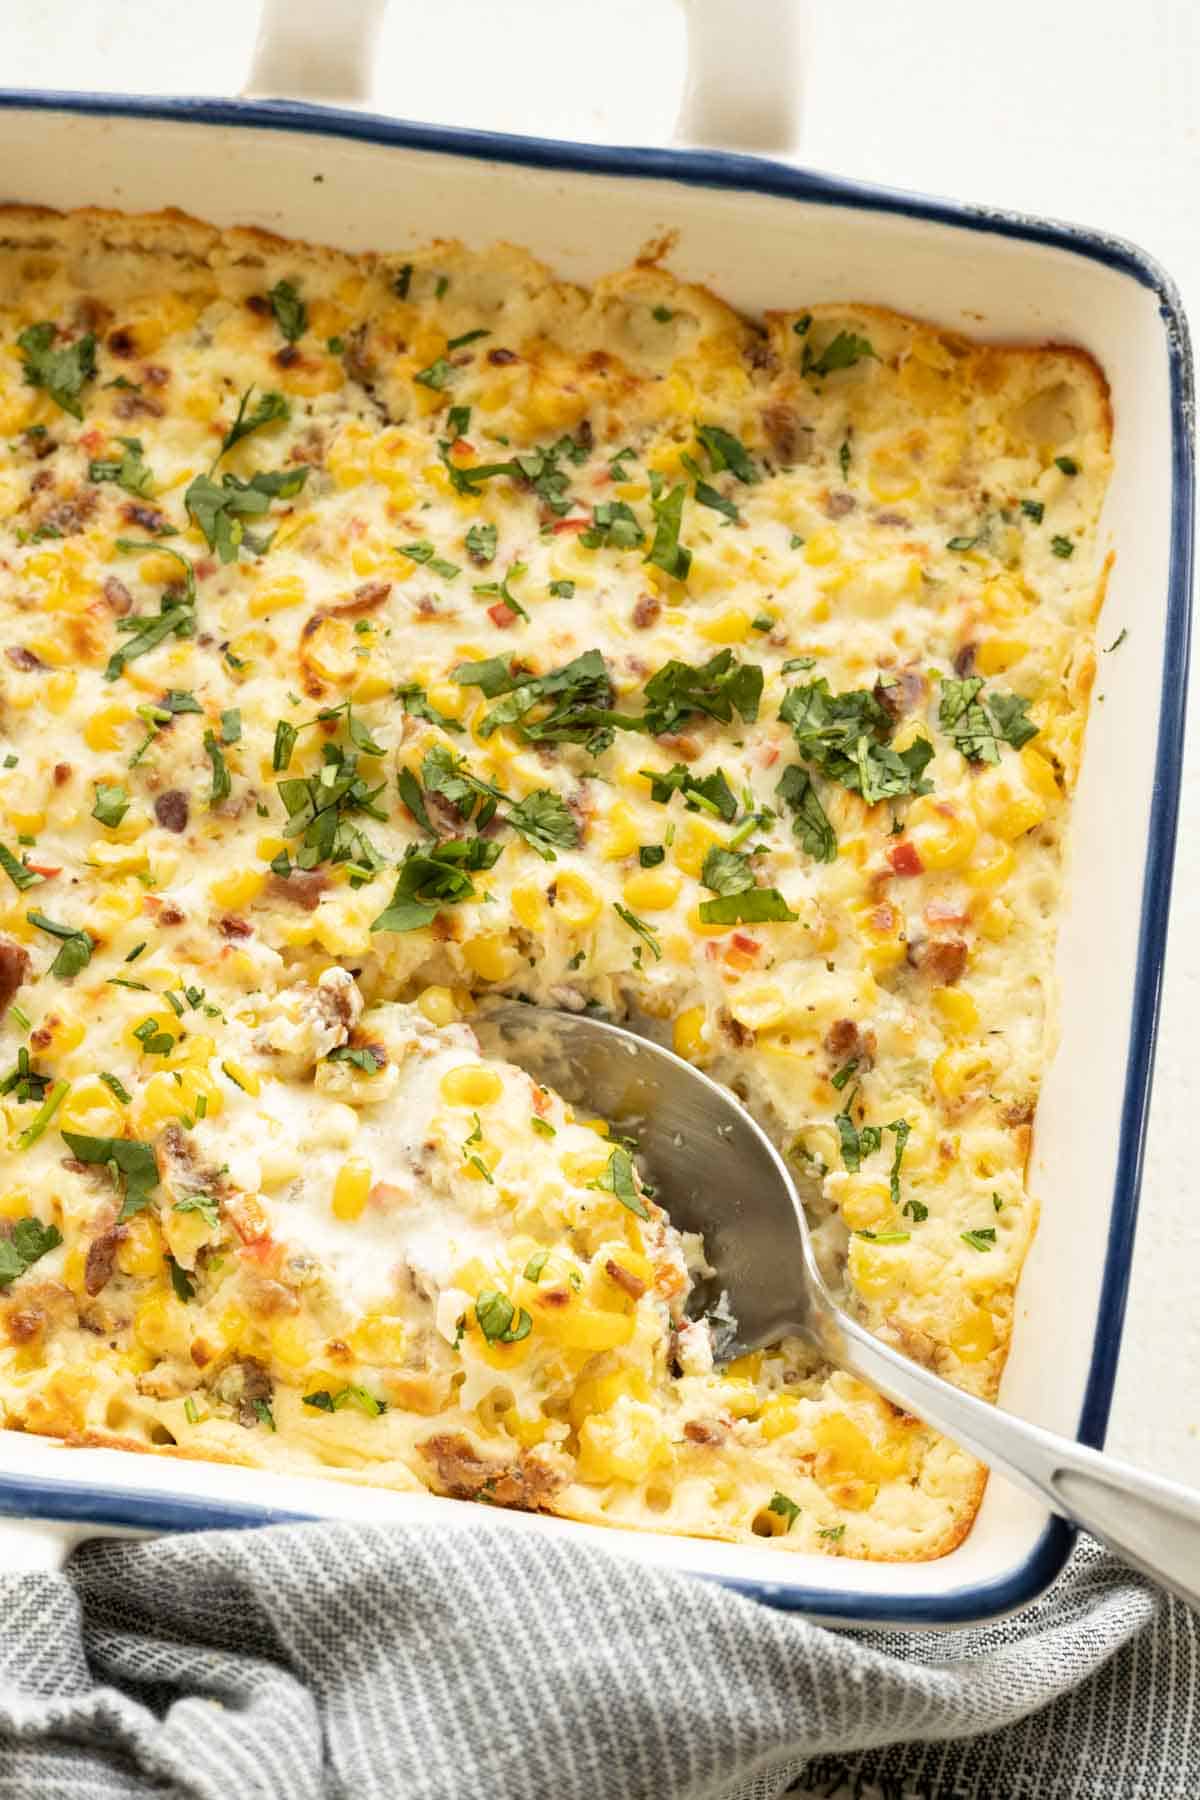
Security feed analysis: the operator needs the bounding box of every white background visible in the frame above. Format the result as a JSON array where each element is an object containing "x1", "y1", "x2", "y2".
[{"x1": 6, "y1": 0, "x2": 1200, "y2": 1568}]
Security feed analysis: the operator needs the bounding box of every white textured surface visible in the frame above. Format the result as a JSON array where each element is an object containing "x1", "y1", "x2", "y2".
[{"x1": 4, "y1": 0, "x2": 1198, "y2": 1493}]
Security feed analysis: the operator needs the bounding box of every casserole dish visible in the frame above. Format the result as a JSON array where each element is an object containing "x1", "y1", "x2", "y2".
[{"x1": 0, "y1": 0, "x2": 1189, "y2": 1624}]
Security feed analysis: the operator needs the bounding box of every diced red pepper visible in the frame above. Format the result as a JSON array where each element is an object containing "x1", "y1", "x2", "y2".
[
  {"x1": 25, "y1": 862, "x2": 60, "y2": 878},
  {"x1": 731, "y1": 932, "x2": 759, "y2": 955},
  {"x1": 887, "y1": 840, "x2": 924, "y2": 877},
  {"x1": 550, "y1": 515, "x2": 590, "y2": 534},
  {"x1": 488, "y1": 601, "x2": 519, "y2": 629}
]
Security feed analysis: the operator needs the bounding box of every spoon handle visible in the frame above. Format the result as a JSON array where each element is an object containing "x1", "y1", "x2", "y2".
[{"x1": 829, "y1": 1307, "x2": 1200, "y2": 1611}]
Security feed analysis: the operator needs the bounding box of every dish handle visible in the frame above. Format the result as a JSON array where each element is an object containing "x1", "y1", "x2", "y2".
[
  {"x1": 244, "y1": 0, "x2": 387, "y2": 105},
  {"x1": 242, "y1": 0, "x2": 803, "y2": 154}
]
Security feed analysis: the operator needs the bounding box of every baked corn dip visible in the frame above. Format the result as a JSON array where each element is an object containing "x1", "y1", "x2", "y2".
[{"x1": 0, "y1": 207, "x2": 1112, "y2": 1560}]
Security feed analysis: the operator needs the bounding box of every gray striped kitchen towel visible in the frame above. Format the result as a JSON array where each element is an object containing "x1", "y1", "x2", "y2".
[{"x1": 0, "y1": 1522, "x2": 1191, "y2": 1799}]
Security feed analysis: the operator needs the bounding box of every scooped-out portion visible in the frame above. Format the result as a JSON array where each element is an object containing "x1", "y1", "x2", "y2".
[{"x1": 0, "y1": 207, "x2": 1111, "y2": 1557}]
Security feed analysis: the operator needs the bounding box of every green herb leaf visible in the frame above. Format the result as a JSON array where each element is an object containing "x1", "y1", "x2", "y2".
[
  {"x1": 370, "y1": 837, "x2": 502, "y2": 934},
  {"x1": 465, "y1": 522, "x2": 497, "y2": 566},
  {"x1": 0, "y1": 845, "x2": 39, "y2": 891},
  {"x1": 1051, "y1": 535, "x2": 1075, "y2": 559},
  {"x1": 17, "y1": 323, "x2": 95, "y2": 419},
  {"x1": 701, "y1": 844, "x2": 756, "y2": 897},
  {"x1": 594, "y1": 1146, "x2": 649, "y2": 1220},
  {"x1": 697, "y1": 887, "x2": 797, "y2": 926},
  {"x1": 89, "y1": 435, "x2": 154, "y2": 498},
  {"x1": 801, "y1": 330, "x2": 877, "y2": 381},
  {"x1": 505, "y1": 788, "x2": 579, "y2": 860},
  {"x1": 327, "y1": 1044, "x2": 383, "y2": 1074},
  {"x1": 612, "y1": 901, "x2": 662, "y2": 962},
  {"x1": 475, "y1": 1290, "x2": 532, "y2": 1343},
  {"x1": 61, "y1": 1130, "x2": 158, "y2": 1220},
  {"x1": 174, "y1": 1193, "x2": 220, "y2": 1227},
  {"x1": 395, "y1": 682, "x2": 464, "y2": 734},
  {"x1": 775, "y1": 764, "x2": 836, "y2": 862},
  {"x1": 961, "y1": 1227, "x2": 997, "y2": 1252},
  {"x1": 217, "y1": 388, "x2": 290, "y2": 462},
  {"x1": 780, "y1": 677, "x2": 933, "y2": 803},
  {"x1": 767, "y1": 1491, "x2": 801, "y2": 1530},
  {"x1": 645, "y1": 482, "x2": 691, "y2": 581},
  {"x1": 27, "y1": 912, "x2": 93, "y2": 980},
  {"x1": 0, "y1": 1215, "x2": 62, "y2": 1288},
  {"x1": 1020, "y1": 498, "x2": 1045, "y2": 523},
  {"x1": 91, "y1": 783, "x2": 130, "y2": 828},
  {"x1": 269, "y1": 279, "x2": 307, "y2": 344},
  {"x1": 694, "y1": 425, "x2": 758, "y2": 485},
  {"x1": 643, "y1": 762, "x2": 737, "y2": 823},
  {"x1": 580, "y1": 500, "x2": 645, "y2": 551},
  {"x1": 185, "y1": 466, "x2": 309, "y2": 564},
  {"x1": 203, "y1": 729, "x2": 231, "y2": 805},
  {"x1": 168, "y1": 1255, "x2": 196, "y2": 1303},
  {"x1": 1055, "y1": 455, "x2": 1079, "y2": 476}
]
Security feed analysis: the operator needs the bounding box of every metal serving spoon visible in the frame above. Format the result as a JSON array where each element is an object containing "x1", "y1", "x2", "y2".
[{"x1": 477, "y1": 1005, "x2": 1200, "y2": 1610}]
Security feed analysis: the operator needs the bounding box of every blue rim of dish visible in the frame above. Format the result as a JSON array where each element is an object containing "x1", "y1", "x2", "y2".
[{"x1": 0, "y1": 90, "x2": 1191, "y2": 1626}]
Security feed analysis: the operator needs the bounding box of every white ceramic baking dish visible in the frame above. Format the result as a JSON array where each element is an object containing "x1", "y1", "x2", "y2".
[{"x1": 0, "y1": 0, "x2": 1190, "y2": 1625}]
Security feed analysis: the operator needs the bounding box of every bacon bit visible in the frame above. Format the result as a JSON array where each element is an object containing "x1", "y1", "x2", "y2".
[
  {"x1": 704, "y1": 941, "x2": 723, "y2": 961},
  {"x1": 654, "y1": 1262, "x2": 687, "y2": 1300},
  {"x1": 190, "y1": 1339, "x2": 215, "y2": 1368},
  {"x1": 487, "y1": 347, "x2": 519, "y2": 366},
  {"x1": 683, "y1": 1419, "x2": 726, "y2": 1446},
  {"x1": 632, "y1": 594, "x2": 661, "y2": 630},
  {"x1": 537, "y1": 1286, "x2": 571, "y2": 1310},
  {"x1": 925, "y1": 896, "x2": 968, "y2": 928},
  {"x1": 52, "y1": 763, "x2": 72, "y2": 787},
  {"x1": 368, "y1": 1182, "x2": 407, "y2": 1208},
  {"x1": 107, "y1": 327, "x2": 136, "y2": 358},
  {"x1": 328, "y1": 579, "x2": 391, "y2": 620},
  {"x1": 887, "y1": 840, "x2": 924, "y2": 877},
  {"x1": 218, "y1": 915, "x2": 253, "y2": 940},
  {"x1": 908, "y1": 936, "x2": 968, "y2": 985},
  {"x1": 550, "y1": 515, "x2": 590, "y2": 534},
  {"x1": 488, "y1": 601, "x2": 519, "y2": 629},
  {"x1": 5, "y1": 646, "x2": 45, "y2": 672},
  {"x1": 6, "y1": 1306, "x2": 44, "y2": 1344},
  {"x1": 604, "y1": 1259, "x2": 647, "y2": 1301}
]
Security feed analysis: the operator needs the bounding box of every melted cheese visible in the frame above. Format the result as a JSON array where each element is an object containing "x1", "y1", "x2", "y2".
[{"x1": 0, "y1": 207, "x2": 1112, "y2": 1560}]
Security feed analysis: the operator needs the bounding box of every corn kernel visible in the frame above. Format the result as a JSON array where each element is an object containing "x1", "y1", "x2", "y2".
[
  {"x1": 932, "y1": 1045, "x2": 994, "y2": 1105},
  {"x1": 510, "y1": 883, "x2": 546, "y2": 932},
  {"x1": 602, "y1": 803, "x2": 641, "y2": 862},
  {"x1": 950, "y1": 1305, "x2": 997, "y2": 1363},
  {"x1": 57, "y1": 1077, "x2": 124, "y2": 1139},
  {"x1": 577, "y1": 1400, "x2": 671, "y2": 1482},
  {"x1": 417, "y1": 985, "x2": 460, "y2": 1027},
  {"x1": 351, "y1": 1313, "x2": 408, "y2": 1364},
  {"x1": 839, "y1": 1177, "x2": 892, "y2": 1231},
  {"x1": 975, "y1": 637, "x2": 1028, "y2": 676},
  {"x1": 674, "y1": 819, "x2": 722, "y2": 879},
  {"x1": 759, "y1": 1395, "x2": 801, "y2": 1441},
  {"x1": 332, "y1": 1158, "x2": 372, "y2": 1221},
  {"x1": 622, "y1": 868, "x2": 681, "y2": 913},
  {"x1": 932, "y1": 987, "x2": 980, "y2": 1035},
  {"x1": 248, "y1": 574, "x2": 305, "y2": 618},
  {"x1": 551, "y1": 871, "x2": 601, "y2": 929},
  {"x1": 907, "y1": 795, "x2": 978, "y2": 871},
  {"x1": 268, "y1": 1316, "x2": 313, "y2": 1370},
  {"x1": 84, "y1": 704, "x2": 133, "y2": 752},
  {"x1": 697, "y1": 608, "x2": 752, "y2": 645},
  {"x1": 221, "y1": 1060, "x2": 260, "y2": 1097},
  {"x1": 963, "y1": 837, "x2": 1016, "y2": 890},
  {"x1": 976, "y1": 897, "x2": 1013, "y2": 941},
  {"x1": 117, "y1": 1212, "x2": 166, "y2": 1280},
  {"x1": 804, "y1": 529, "x2": 839, "y2": 566},
  {"x1": 209, "y1": 868, "x2": 266, "y2": 910},
  {"x1": 462, "y1": 934, "x2": 518, "y2": 983},
  {"x1": 440, "y1": 1064, "x2": 504, "y2": 1109},
  {"x1": 672, "y1": 1005, "x2": 709, "y2": 1064}
]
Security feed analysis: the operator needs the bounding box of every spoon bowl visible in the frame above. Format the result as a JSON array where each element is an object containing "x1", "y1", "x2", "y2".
[{"x1": 477, "y1": 1002, "x2": 1200, "y2": 1611}]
